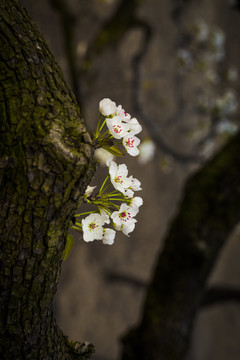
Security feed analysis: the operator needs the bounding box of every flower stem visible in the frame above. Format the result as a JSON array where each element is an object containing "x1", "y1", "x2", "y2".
[
  {"x1": 94, "y1": 115, "x2": 103, "y2": 139},
  {"x1": 74, "y1": 210, "x2": 97, "y2": 217},
  {"x1": 107, "y1": 197, "x2": 126, "y2": 201},
  {"x1": 98, "y1": 205, "x2": 112, "y2": 216},
  {"x1": 72, "y1": 225, "x2": 82, "y2": 230},
  {"x1": 98, "y1": 175, "x2": 110, "y2": 195},
  {"x1": 98, "y1": 118, "x2": 107, "y2": 133}
]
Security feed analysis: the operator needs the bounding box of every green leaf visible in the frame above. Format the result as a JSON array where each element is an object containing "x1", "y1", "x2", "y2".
[
  {"x1": 103, "y1": 145, "x2": 124, "y2": 157},
  {"x1": 63, "y1": 234, "x2": 74, "y2": 261}
]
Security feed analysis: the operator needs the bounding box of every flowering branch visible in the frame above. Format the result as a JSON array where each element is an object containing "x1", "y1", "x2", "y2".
[
  {"x1": 73, "y1": 159, "x2": 143, "y2": 245},
  {"x1": 93, "y1": 98, "x2": 142, "y2": 157},
  {"x1": 65, "y1": 99, "x2": 143, "y2": 254}
]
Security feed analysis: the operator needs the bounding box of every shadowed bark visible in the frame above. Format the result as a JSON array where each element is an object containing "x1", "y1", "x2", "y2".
[
  {"x1": 0, "y1": 1, "x2": 95, "y2": 358},
  {"x1": 121, "y1": 131, "x2": 240, "y2": 360}
]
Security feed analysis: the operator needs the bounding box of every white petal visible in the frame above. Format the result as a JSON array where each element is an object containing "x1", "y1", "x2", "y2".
[
  {"x1": 117, "y1": 105, "x2": 131, "y2": 121},
  {"x1": 111, "y1": 211, "x2": 122, "y2": 227},
  {"x1": 99, "y1": 209, "x2": 111, "y2": 224},
  {"x1": 84, "y1": 185, "x2": 96, "y2": 196},
  {"x1": 106, "y1": 116, "x2": 130, "y2": 139},
  {"x1": 94, "y1": 148, "x2": 114, "y2": 166},
  {"x1": 122, "y1": 134, "x2": 140, "y2": 157},
  {"x1": 122, "y1": 221, "x2": 136, "y2": 236},
  {"x1": 102, "y1": 228, "x2": 116, "y2": 245},
  {"x1": 138, "y1": 139, "x2": 156, "y2": 164},
  {"x1": 112, "y1": 221, "x2": 122, "y2": 231},
  {"x1": 99, "y1": 98, "x2": 117, "y2": 116},
  {"x1": 130, "y1": 178, "x2": 142, "y2": 191},
  {"x1": 128, "y1": 118, "x2": 142, "y2": 135},
  {"x1": 126, "y1": 146, "x2": 140, "y2": 157},
  {"x1": 82, "y1": 213, "x2": 104, "y2": 242},
  {"x1": 130, "y1": 196, "x2": 143, "y2": 208},
  {"x1": 124, "y1": 189, "x2": 134, "y2": 198}
]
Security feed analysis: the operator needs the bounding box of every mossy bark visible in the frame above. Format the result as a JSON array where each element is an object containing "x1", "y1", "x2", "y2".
[
  {"x1": 121, "y1": 132, "x2": 240, "y2": 360},
  {"x1": 0, "y1": 1, "x2": 95, "y2": 359}
]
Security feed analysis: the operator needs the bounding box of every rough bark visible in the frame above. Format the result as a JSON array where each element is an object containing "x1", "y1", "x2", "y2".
[
  {"x1": 121, "y1": 132, "x2": 240, "y2": 360},
  {"x1": 0, "y1": 1, "x2": 95, "y2": 359}
]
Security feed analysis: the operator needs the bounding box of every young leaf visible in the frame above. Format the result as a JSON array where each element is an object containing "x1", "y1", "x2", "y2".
[
  {"x1": 103, "y1": 145, "x2": 124, "y2": 157},
  {"x1": 63, "y1": 234, "x2": 74, "y2": 261}
]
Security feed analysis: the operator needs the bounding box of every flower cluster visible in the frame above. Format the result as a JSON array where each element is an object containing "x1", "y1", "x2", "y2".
[
  {"x1": 177, "y1": 20, "x2": 227, "y2": 73},
  {"x1": 70, "y1": 99, "x2": 143, "y2": 247},
  {"x1": 94, "y1": 98, "x2": 142, "y2": 157},
  {"x1": 175, "y1": 19, "x2": 239, "y2": 159},
  {"x1": 73, "y1": 160, "x2": 143, "y2": 244}
]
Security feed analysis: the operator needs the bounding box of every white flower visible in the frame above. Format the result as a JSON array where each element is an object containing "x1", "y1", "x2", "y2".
[
  {"x1": 106, "y1": 115, "x2": 130, "y2": 139},
  {"x1": 99, "y1": 98, "x2": 117, "y2": 116},
  {"x1": 82, "y1": 213, "x2": 108, "y2": 242},
  {"x1": 116, "y1": 105, "x2": 131, "y2": 121},
  {"x1": 122, "y1": 133, "x2": 140, "y2": 156},
  {"x1": 84, "y1": 186, "x2": 96, "y2": 197},
  {"x1": 206, "y1": 69, "x2": 220, "y2": 84},
  {"x1": 216, "y1": 120, "x2": 238, "y2": 135},
  {"x1": 177, "y1": 49, "x2": 193, "y2": 68},
  {"x1": 128, "y1": 118, "x2": 142, "y2": 135},
  {"x1": 211, "y1": 28, "x2": 225, "y2": 49},
  {"x1": 94, "y1": 147, "x2": 114, "y2": 166},
  {"x1": 138, "y1": 139, "x2": 156, "y2": 164},
  {"x1": 111, "y1": 203, "x2": 137, "y2": 236},
  {"x1": 108, "y1": 161, "x2": 141, "y2": 198},
  {"x1": 102, "y1": 228, "x2": 116, "y2": 245},
  {"x1": 129, "y1": 177, "x2": 142, "y2": 192},
  {"x1": 209, "y1": 28, "x2": 226, "y2": 62},
  {"x1": 195, "y1": 20, "x2": 209, "y2": 42},
  {"x1": 99, "y1": 208, "x2": 111, "y2": 224},
  {"x1": 129, "y1": 196, "x2": 143, "y2": 215},
  {"x1": 215, "y1": 90, "x2": 238, "y2": 117},
  {"x1": 108, "y1": 161, "x2": 133, "y2": 195}
]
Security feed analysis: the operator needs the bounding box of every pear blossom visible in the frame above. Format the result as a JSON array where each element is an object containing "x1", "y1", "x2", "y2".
[
  {"x1": 84, "y1": 185, "x2": 96, "y2": 197},
  {"x1": 116, "y1": 105, "x2": 131, "y2": 121},
  {"x1": 71, "y1": 99, "x2": 143, "y2": 248},
  {"x1": 195, "y1": 20, "x2": 209, "y2": 42},
  {"x1": 99, "y1": 98, "x2": 117, "y2": 116},
  {"x1": 82, "y1": 213, "x2": 104, "y2": 242},
  {"x1": 99, "y1": 208, "x2": 111, "y2": 224},
  {"x1": 108, "y1": 161, "x2": 141, "y2": 198},
  {"x1": 111, "y1": 203, "x2": 137, "y2": 236},
  {"x1": 106, "y1": 115, "x2": 130, "y2": 139},
  {"x1": 102, "y1": 228, "x2": 116, "y2": 245},
  {"x1": 209, "y1": 28, "x2": 225, "y2": 62},
  {"x1": 128, "y1": 176, "x2": 142, "y2": 192},
  {"x1": 122, "y1": 133, "x2": 140, "y2": 156},
  {"x1": 177, "y1": 49, "x2": 193, "y2": 68},
  {"x1": 128, "y1": 118, "x2": 142, "y2": 135},
  {"x1": 138, "y1": 139, "x2": 156, "y2": 164},
  {"x1": 216, "y1": 120, "x2": 238, "y2": 135},
  {"x1": 108, "y1": 161, "x2": 133, "y2": 195},
  {"x1": 215, "y1": 90, "x2": 238, "y2": 117},
  {"x1": 129, "y1": 196, "x2": 143, "y2": 214},
  {"x1": 94, "y1": 147, "x2": 114, "y2": 166}
]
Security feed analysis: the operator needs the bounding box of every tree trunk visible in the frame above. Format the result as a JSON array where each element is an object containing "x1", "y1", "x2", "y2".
[
  {"x1": 0, "y1": 1, "x2": 95, "y2": 358},
  {"x1": 121, "y1": 132, "x2": 240, "y2": 360}
]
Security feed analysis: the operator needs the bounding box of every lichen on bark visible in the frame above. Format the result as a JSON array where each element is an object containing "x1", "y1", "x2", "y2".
[{"x1": 0, "y1": 0, "x2": 95, "y2": 358}]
